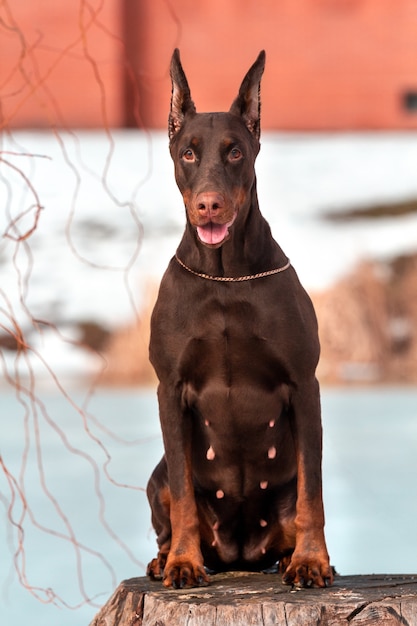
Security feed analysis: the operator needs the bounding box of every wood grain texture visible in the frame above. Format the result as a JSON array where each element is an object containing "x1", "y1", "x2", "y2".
[{"x1": 89, "y1": 572, "x2": 417, "y2": 625}]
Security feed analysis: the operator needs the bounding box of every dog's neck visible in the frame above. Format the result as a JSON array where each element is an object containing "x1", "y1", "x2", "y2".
[{"x1": 176, "y1": 185, "x2": 287, "y2": 279}]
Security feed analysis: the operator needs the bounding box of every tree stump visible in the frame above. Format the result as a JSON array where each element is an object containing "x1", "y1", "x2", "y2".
[{"x1": 89, "y1": 572, "x2": 417, "y2": 625}]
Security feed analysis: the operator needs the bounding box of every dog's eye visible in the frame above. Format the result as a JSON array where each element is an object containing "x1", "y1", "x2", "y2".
[
  {"x1": 229, "y1": 148, "x2": 242, "y2": 161},
  {"x1": 182, "y1": 149, "x2": 195, "y2": 162}
]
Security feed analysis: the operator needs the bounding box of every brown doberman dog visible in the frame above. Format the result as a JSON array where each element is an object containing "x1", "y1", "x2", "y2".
[{"x1": 146, "y1": 49, "x2": 333, "y2": 590}]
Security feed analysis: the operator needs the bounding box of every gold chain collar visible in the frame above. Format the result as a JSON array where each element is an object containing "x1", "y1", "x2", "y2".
[{"x1": 174, "y1": 255, "x2": 291, "y2": 282}]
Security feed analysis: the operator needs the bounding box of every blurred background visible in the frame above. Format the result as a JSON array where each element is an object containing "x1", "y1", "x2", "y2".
[{"x1": 1, "y1": 1, "x2": 416, "y2": 625}]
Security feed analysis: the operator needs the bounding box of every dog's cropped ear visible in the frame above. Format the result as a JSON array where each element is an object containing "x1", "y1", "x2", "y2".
[
  {"x1": 169, "y1": 49, "x2": 196, "y2": 141},
  {"x1": 229, "y1": 51, "x2": 265, "y2": 140}
]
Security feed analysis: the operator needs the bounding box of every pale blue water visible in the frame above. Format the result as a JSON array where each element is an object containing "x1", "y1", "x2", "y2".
[{"x1": 0, "y1": 386, "x2": 416, "y2": 625}]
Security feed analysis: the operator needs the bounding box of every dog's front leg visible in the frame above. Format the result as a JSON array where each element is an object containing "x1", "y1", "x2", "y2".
[
  {"x1": 283, "y1": 377, "x2": 333, "y2": 588},
  {"x1": 157, "y1": 384, "x2": 209, "y2": 588}
]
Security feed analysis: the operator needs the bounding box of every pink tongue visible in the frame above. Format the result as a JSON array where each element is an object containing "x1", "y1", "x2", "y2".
[{"x1": 197, "y1": 222, "x2": 229, "y2": 245}]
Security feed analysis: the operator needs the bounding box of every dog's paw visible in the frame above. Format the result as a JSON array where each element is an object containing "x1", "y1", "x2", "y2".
[
  {"x1": 163, "y1": 559, "x2": 210, "y2": 589},
  {"x1": 282, "y1": 555, "x2": 334, "y2": 588},
  {"x1": 146, "y1": 554, "x2": 166, "y2": 581}
]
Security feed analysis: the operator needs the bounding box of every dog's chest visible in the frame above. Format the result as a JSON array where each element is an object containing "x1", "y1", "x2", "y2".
[
  {"x1": 177, "y1": 295, "x2": 294, "y2": 463},
  {"x1": 177, "y1": 292, "x2": 288, "y2": 388}
]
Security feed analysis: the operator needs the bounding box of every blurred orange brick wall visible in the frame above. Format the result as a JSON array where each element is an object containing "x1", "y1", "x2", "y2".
[
  {"x1": 0, "y1": 0, "x2": 122, "y2": 128},
  {"x1": 2, "y1": 0, "x2": 417, "y2": 130},
  {"x1": 130, "y1": 0, "x2": 417, "y2": 130}
]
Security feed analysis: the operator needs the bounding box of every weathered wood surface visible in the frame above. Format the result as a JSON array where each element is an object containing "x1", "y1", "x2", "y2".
[{"x1": 90, "y1": 572, "x2": 417, "y2": 625}]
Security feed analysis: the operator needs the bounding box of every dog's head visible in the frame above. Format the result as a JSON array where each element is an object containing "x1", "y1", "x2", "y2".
[{"x1": 168, "y1": 50, "x2": 265, "y2": 248}]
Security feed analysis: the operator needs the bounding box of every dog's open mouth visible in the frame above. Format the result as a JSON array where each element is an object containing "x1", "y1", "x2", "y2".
[{"x1": 196, "y1": 213, "x2": 237, "y2": 246}]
